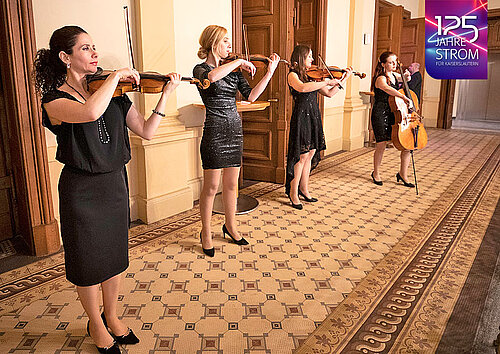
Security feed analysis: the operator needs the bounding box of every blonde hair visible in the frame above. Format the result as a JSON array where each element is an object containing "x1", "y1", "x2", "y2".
[{"x1": 198, "y1": 25, "x2": 228, "y2": 59}]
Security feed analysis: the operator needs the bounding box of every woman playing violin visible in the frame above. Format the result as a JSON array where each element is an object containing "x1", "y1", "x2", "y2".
[
  {"x1": 193, "y1": 25, "x2": 280, "y2": 256},
  {"x1": 285, "y1": 44, "x2": 352, "y2": 209},
  {"x1": 34, "y1": 26, "x2": 181, "y2": 353},
  {"x1": 370, "y1": 51, "x2": 414, "y2": 188}
]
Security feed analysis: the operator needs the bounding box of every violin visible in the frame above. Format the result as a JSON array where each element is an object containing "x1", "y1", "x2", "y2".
[
  {"x1": 388, "y1": 61, "x2": 427, "y2": 151},
  {"x1": 220, "y1": 25, "x2": 289, "y2": 72},
  {"x1": 221, "y1": 52, "x2": 290, "y2": 68},
  {"x1": 86, "y1": 6, "x2": 209, "y2": 97},
  {"x1": 86, "y1": 69, "x2": 210, "y2": 97},
  {"x1": 306, "y1": 65, "x2": 366, "y2": 81}
]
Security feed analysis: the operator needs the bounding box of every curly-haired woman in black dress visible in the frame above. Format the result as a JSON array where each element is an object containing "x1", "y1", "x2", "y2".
[
  {"x1": 193, "y1": 25, "x2": 280, "y2": 256},
  {"x1": 285, "y1": 44, "x2": 352, "y2": 209},
  {"x1": 34, "y1": 26, "x2": 180, "y2": 353},
  {"x1": 370, "y1": 51, "x2": 414, "y2": 187}
]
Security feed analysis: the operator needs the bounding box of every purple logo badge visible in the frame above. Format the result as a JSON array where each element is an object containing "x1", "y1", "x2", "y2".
[{"x1": 425, "y1": 0, "x2": 488, "y2": 79}]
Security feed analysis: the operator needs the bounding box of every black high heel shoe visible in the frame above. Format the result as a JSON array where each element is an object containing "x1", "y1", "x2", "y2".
[
  {"x1": 101, "y1": 313, "x2": 140, "y2": 345},
  {"x1": 87, "y1": 320, "x2": 121, "y2": 353},
  {"x1": 371, "y1": 171, "x2": 383, "y2": 186},
  {"x1": 298, "y1": 189, "x2": 318, "y2": 202},
  {"x1": 396, "y1": 172, "x2": 415, "y2": 188},
  {"x1": 222, "y1": 224, "x2": 249, "y2": 245},
  {"x1": 200, "y1": 232, "x2": 215, "y2": 257},
  {"x1": 287, "y1": 194, "x2": 303, "y2": 210}
]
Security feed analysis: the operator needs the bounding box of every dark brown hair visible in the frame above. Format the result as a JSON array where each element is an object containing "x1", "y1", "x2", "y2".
[
  {"x1": 371, "y1": 51, "x2": 397, "y2": 91},
  {"x1": 33, "y1": 25, "x2": 87, "y2": 96},
  {"x1": 289, "y1": 44, "x2": 311, "y2": 82}
]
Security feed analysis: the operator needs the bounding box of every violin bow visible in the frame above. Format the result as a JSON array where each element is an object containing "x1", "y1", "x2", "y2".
[
  {"x1": 123, "y1": 6, "x2": 141, "y2": 91},
  {"x1": 396, "y1": 60, "x2": 421, "y2": 196},
  {"x1": 123, "y1": 6, "x2": 136, "y2": 70},
  {"x1": 242, "y1": 24, "x2": 254, "y2": 79},
  {"x1": 318, "y1": 55, "x2": 343, "y2": 90}
]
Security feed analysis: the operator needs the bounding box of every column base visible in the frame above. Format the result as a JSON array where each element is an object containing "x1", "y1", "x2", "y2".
[{"x1": 136, "y1": 186, "x2": 193, "y2": 224}]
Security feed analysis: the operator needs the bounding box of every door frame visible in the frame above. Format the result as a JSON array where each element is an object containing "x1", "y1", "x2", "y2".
[
  {"x1": 232, "y1": 0, "x2": 328, "y2": 59},
  {"x1": 231, "y1": 0, "x2": 327, "y2": 183},
  {"x1": 0, "y1": 0, "x2": 60, "y2": 256}
]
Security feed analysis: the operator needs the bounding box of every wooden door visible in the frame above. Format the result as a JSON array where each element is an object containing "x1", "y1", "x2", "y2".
[
  {"x1": 0, "y1": 72, "x2": 18, "y2": 241},
  {"x1": 376, "y1": 5, "x2": 403, "y2": 58},
  {"x1": 401, "y1": 18, "x2": 424, "y2": 67},
  {"x1": 401, "y1": 18, "x2": 425, "y2": 108},
  {"x1": 293, "y1": 0, "x2": 326, "y2": 157},
  {"x1": 294, "y1": 0, "x2": 320, "y2": 54},
  {"x1": 437, "y1": 80, "x2": 456, "y2": 129},
  {"x1": 242, "y1": 0, "x2": 293, "y2": 183}
]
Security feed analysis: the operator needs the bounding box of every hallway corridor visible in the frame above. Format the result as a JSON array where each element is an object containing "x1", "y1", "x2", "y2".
[{"x1": 0, "y1": 129, "x2": 499, "y2": 353}]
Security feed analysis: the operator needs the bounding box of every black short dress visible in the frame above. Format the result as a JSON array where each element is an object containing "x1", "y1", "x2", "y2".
[
  {"x1": 371, "y1": 74, "x2": 401, "y2": 143},
  {"x1": 42, "y1": 90, "x2": 132, "y2": 286},
  {"x1": 285, "y1": 85, "x2": 326, "y2": 195},
  {"x1": 193, "y1": 63, "x2": 252, "y2": 169}
]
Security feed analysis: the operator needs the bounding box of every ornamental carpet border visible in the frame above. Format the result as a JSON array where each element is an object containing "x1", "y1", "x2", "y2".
[{"x1": 295, "y1": 142, "x2": 500, "y2": 352}]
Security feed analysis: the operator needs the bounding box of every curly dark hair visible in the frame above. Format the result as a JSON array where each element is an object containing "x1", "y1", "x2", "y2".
[{"x1": 33, "y1": 25, "x2": 87, "y2": 97}]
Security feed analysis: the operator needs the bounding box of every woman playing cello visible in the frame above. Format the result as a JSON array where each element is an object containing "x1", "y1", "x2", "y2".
[{"x1": 370, "y1": 51, "x2": 415, "y2": 188}]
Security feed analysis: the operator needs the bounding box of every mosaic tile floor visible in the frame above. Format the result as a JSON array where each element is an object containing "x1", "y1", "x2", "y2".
[{"x1": 0, "y1": 129, "x2": 498, "y2": 353}]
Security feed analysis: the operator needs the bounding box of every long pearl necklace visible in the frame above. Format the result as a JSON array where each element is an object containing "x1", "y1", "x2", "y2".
[{"x1": 65, "y1": 80, "x2": 111, "y2": 144}]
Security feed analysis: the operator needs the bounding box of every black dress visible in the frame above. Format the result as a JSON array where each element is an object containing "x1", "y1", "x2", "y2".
[
  {"x1": 285, "y1": 86, "x2": 326, "y2": 196},
  {"x1": 42, "y1": 90, "x2": 132, "y2": 286},
  {"x1": 371, "y1": 74, "x2": 401, "y2": 143},
  {"x1": 193, "y1": 62, "x2": 252, "y2": 169}
]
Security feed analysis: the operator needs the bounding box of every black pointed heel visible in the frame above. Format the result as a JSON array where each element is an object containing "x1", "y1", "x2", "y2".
[
  {"x1": 200, "y1": 232, "x2": 215, "y2": 257},
  {"x1": 396, "y1": 172, "x2": 415, "y2": 188},
  {"x1": 87, "y1": 320, "x2": 121, "y2": 353},
  {"x1": 222, "y1": 224, "x2": 249, "y2": 245},
  {"x1": 371, "y1": 172, "x2": 383, "y2": 186},
  {"x1": 298, "y1": 189, "x2": 318, "y2": 202},
  {"x1": 101, "y1": 313, "x2": 139, "y2": 345},
  {"x1": 288, "y1": 195, "x2": 303, "y2": 210}
]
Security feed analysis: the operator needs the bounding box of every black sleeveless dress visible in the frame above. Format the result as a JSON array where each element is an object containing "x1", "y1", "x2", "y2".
[
  {"x1": 193, "y1": 62, "x2": 252, "y2": 169},
  {"x1": 371, "y1": 74, "x2": 401, "y2": 142},
  {"x1": 285, "y1": 86, "x2": 326, "y2": 196},
  {"x1": 42, "y1": 90, "x2": 132, "y2": 286}
]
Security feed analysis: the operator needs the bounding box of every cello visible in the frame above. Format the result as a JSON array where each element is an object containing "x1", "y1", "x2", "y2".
[{"x1": 389, "y1": 61, "x2": 428, "y2": 194}]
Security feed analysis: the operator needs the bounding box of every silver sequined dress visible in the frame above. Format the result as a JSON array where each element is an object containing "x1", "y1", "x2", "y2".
[{"x1": 193, "y1": 62, "x2": 252, "y2": 169}]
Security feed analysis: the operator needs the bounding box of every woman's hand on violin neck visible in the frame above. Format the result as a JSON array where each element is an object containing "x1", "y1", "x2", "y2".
[
  {"x1": 163, "y1": 73, "x2": 181, "y2": 93},
  {"x1": 343, "y1": 67, "x2": 353, "y2": 79},
  {"x1": 266, "y1": 53, "x2": 280, "y2": 75},
  {"x1": 240, "y1": 60, "x2": 257, "y2": 77},
  {"x1": 114, "y1": 67, "x2": 140, "y2": 85}
]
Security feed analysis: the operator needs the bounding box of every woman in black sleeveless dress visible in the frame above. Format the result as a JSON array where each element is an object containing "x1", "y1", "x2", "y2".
[
  {"x1": 285, "y1": 45, "x2": 352, "y2": 209},
  {"x1": 34, "y1": 26, "x2": 180, "y2": 352},
  {"x1": 370, "y1": 51, "x2": 414, "y2": 187},
  {"x1": 193, "y1": 25, "x2": 280, "y2": 256}
]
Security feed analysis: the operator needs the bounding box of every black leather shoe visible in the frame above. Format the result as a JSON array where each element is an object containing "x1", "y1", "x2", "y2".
[
  {"x1": 396, "y1": 172, "x2": 415, "y2": 188},
  {"x1": 87, "y1": 320, "x2": 121, "y2": 353},
  {"x1": 288, "y1": 195, "x2": 303, "y2": 210},
  {"x1": 101, "y1": 313, "x2": 139, "y2": 345},
  {"x1": 222, "y1": 224, "x2": 249, "y2": 245},
  {"x1": 298, "y1": 189, "x2": 318, "y2": 202},
  {"x1": 200, "y1": 232, "x2": 215, "y2": 257},
  {"x1": 371, "y1": 172, "x2": 383, "y2": 186}
]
